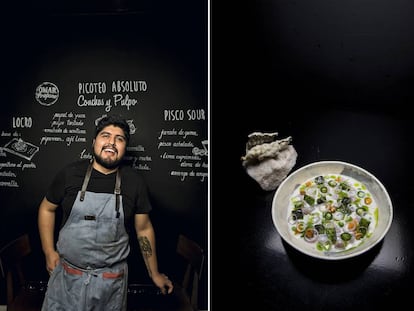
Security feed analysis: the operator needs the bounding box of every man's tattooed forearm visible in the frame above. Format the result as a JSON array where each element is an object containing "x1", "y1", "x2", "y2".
[
  {"x1": 138, "y1": 236, "x2": 153, "y2": 277},
  {"x1": 138, "y1": 236, "x2": 153, "y2": 257}
]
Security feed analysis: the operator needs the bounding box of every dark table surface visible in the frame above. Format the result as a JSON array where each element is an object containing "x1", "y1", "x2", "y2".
[{"x1": 214, "y1": 106, "x2": 414, "y2": 310}]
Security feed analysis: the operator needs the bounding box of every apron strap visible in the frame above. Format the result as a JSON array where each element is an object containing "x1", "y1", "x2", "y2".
[
  {"x1": 80, "y1": 161, "x2": 93, "y2": 202},
  {"x1": 115, "y1": 169, "x2": 121, "y2": 218},
  {"x1": 80, "y1": 161, "x2": 122, "y2": 218}
]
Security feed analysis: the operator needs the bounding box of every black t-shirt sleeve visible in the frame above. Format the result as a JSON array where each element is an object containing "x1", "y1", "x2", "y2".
[
  {"x1": 135, "y1": 175, "x2": 153, "y2": 214},
  {"x1": 45, "y1": 166, "x2": 67, "y2": 204}
]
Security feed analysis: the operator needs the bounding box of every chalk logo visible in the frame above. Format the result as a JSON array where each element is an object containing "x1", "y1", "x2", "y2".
[{"x1": 35, "y1": 82, "x2": 59, "y2": 106}]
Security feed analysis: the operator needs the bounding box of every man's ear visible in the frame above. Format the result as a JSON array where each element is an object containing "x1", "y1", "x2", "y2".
[{"x1": 92, "y1": 139, "x2": 95, "y2": 147}]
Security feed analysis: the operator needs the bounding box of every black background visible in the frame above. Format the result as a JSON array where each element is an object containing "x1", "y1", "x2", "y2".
[{"x1": 212, "y1": 0, "x2": 414, "y2": 310}]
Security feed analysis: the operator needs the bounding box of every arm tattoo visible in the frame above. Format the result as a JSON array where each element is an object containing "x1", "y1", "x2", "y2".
[
  {"x1": 138, "y1": 236, "x2": 153, "y2": 277},
  {"x1": 138, "y1": 236, "x2": 153, "y2": 257}
]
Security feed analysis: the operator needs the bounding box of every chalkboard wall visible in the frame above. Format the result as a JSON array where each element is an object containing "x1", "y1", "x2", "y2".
[{"x1": 0, "y1": 1, "x2": 208, "y2": 308}]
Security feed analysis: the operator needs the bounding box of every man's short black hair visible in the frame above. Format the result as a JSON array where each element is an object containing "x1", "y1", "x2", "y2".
[{"x1": 95, "y1": 115, "x2": 130, "y2": 144}]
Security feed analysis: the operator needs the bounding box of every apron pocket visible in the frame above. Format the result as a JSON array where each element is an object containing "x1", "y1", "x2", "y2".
[{"x1": 96, "y1": 217, "x2": 119, "y2": 243}]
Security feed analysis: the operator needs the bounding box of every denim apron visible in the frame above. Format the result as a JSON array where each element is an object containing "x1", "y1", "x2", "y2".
[{"x1": 42, "y1": 163, "x2": 130, "y2": 311}]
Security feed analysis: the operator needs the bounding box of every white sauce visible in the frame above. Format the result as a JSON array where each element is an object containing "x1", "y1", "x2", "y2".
[{"x1": 288, "y1": 174, "x2": 378, "y2": 252}]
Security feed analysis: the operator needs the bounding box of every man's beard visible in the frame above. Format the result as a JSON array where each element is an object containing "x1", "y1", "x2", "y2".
[{"x1": 93, "y1": 150, "x2": 123, "y2": 169}]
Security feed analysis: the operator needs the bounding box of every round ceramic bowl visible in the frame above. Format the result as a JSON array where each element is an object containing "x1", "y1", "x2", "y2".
[{"x1": 272, "y1": 161, "x2": 393, "y2": 260}]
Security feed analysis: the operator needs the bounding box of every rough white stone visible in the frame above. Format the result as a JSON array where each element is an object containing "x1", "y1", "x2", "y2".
[{"x1": 245, "y1": 145, "x2": 298, "y2": 191}]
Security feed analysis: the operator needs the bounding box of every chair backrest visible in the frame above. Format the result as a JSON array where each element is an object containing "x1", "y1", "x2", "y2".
[
  {"x1": 0, "y1": 234, "x2": 32, "y2": 305},
  {"x1": 175, "y1": 234, "x2": 205, "y2": 311}
]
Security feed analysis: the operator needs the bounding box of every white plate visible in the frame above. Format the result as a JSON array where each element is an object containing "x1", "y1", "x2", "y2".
[{"x1": 272, "y1": 161, "x2": 393, "y2": 260}]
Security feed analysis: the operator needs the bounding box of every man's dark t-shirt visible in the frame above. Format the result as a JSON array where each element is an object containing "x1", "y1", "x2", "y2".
[{"x1": 46, "y1": 159, "x2": 152, "y2": 231}]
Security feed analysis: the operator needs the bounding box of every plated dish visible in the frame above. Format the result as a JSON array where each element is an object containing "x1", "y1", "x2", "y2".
[{"x1": 272, "y1": 161, "x2": 393, "y2": 260}]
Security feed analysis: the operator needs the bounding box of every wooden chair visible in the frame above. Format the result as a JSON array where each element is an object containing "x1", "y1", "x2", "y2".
[
  {"x1": 171, "y1": 234, "x2": 205, "y2": 311},
  {"x1": 0, "y1": 234, "x2": 44, "y2": 311}
]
